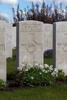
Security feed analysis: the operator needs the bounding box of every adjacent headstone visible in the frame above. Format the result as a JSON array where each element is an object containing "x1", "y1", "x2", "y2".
[
  {"x1": 44, "y1": 24, "x2": 53, "y2": 51},
  {"x1": 54, "y1": 22, "x2": 67, "y2": 74},
  {"x1": 0, "y1": 21, "x2": 6, "y2": 81},
  {"x1": 5, "y1": 23, "x2": 12, "y2": 58},
  {"x1": 17, "y1": 21, "x2": 44, "y2": 67},
  {"x1": 12, "y1": 26, "x2": 16, "y2": 49},
  {"x1": 5, "y1": 23, "x2": 16, "y2": 58}
]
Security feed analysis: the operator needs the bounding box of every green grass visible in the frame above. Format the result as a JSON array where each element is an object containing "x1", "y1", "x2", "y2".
[
  {"x1": 44, "y1": 53, "x2": 53, "y2": 66},
  {"x1": 7, "y1": 58, "x2": 16, "y2": 75},
  {"x1": 7, "y1": 49, "x2": 16, "y2": 75},
  {"x1": 44, "y1": 58, "x2": 52, "y2": 66},
  {"x1": 0, "y1": 86, "x2": 67, "y2": 100}
]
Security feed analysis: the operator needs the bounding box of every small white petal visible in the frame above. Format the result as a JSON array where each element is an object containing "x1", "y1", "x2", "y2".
[
  {"x1": 31, "y1": 76, "x2": 34, "y2": 80},
  {"x1": 44, "y1": 64, "x2": 49, "y2": 68},
  {"x1": 39, "y1": 65, "x2": 44, "y2": 69}
]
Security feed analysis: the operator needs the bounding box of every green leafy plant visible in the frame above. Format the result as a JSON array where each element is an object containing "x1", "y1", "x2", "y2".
[
  {"x1": 56, "y1": 69, "x2": 65, "y2": 81},
  {"x1": 21, "y1": 66, "x2": 54, "y2": 86},
  {"x1": 0, "y1": 79, "x2": 6, "y2": 89}
]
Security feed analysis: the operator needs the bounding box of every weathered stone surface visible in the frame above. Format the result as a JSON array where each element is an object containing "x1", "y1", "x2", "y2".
[
  {"x1": 0, "y1": 21, "x2": 6, "y2": 81},
  {"x1": 17, "y1": 21, "x2": 44, "y2": 67},
  {"x1": 11, "y1": 26, "x2": 16, "y2": 49},
  {"x1": 5, "y1": 23, "x2": 16, "y2": 58},
  {"x1": 5, "y1": 23, "x2": 12, "y2": 58},
  {"x1": 55, "y1": 22, "x2": 67, "y2": 73},
  {"x1": 17, "y1": 21, "x2": 53, "y2": 68},
  {"x1": 43, "y1": 24, "x2": 53, "y2": 51}
]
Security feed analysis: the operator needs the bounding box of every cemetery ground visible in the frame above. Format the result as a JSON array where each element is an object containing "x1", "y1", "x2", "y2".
[
  {"x1": 0, "y1": 86, "x2": 67, "y2": 100},
  {"x1": 0, "y1": 49, "x2": 66, "y2": 100}
]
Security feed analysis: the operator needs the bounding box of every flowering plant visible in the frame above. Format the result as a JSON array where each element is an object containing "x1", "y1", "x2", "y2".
[
  {"x1": 17, "y1": 63, "x2": 67, "y2": 86},
  {"x1": 20, "y1": 64, "x2": 54, "y2": 86}
]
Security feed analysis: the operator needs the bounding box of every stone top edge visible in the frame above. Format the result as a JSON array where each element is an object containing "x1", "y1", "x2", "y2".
[
  {"x1": 19, "y1": 20, "x2": 43, "y2": 24},
  {"x1": 53, "y1": 21, "x2": 67, "y2": 24},
  {"x1": 0, "y1": 20, "x2": 12, "y2": 25},
  {"x1": 18, "y1": 20, "x2": 53, "y2": 25},
  {"x1": 0, "y1": 20, "x2": 7, "y2": 23},
  {"x1": 0, "y1": 20, "x2": 13, "y2": 25}
]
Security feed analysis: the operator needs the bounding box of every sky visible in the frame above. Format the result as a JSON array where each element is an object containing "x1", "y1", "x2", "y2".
[{"x1": 0, "y1": 0, "x2": 67, "y2": 22}]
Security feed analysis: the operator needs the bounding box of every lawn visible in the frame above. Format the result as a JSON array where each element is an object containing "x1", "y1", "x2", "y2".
[
  {"x1": 7, "y1": 49, "x2": 16, "y2": 75},
  {"x1": 44, "y1": 57, "x2": 52, "y2": 66},
  {"x1": 5, "y1": 49, "x2": 67, "y2": 100},
  {"x1": 0, "y1": 86, "x2": 67, "y2": 100}
]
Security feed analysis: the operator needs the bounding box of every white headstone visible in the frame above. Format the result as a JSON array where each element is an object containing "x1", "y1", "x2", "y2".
[
  {"x1": 12, "y1": 26, "x2": 16, "y2": 49},
  {"x1": 0, "y1": 21, "x2": 6, "y2": 81},
  {"x1": 44, "y1": 24, "x2": 53, "y2": 51},
  {"x1": 5, "y1": 23, "x2": 12, "y2": 58},
  {"x1": 17, "y1": 21, "x2": 44, "y2": 67},
  {"x1": 55, "y1": 22, "x2": 67, "y2": 74}
]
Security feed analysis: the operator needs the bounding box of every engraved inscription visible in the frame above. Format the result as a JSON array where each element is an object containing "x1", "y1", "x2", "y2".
[
  {"x1": 19, "y1": 21, "x2": 44, "y2": 65},
  {"x1": 56, "y1": 22, "x2": 67, "y2": 71},
  {"x1": 22, "y1": 25, "x2": 42, "y2": 32}
]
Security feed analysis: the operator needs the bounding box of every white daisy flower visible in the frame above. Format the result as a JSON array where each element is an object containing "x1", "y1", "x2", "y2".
[
  {"x1": 44, "y1": 64, "x2": 49, "y2": 68},
  {"x1": 31, "y1": 76, "x2": 34, "y2": 80},
  {"x1": 17, "y1": 67, "x2": 22, "y2": 71},
  {"x1": 39, "y1": 64, "x2": 44, "y2": 69}
]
